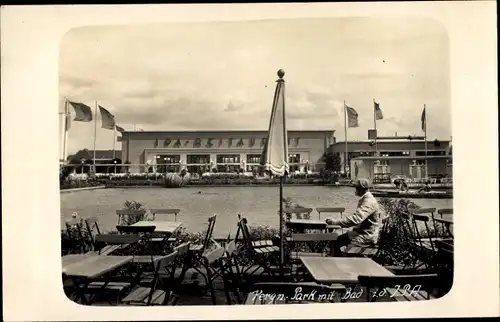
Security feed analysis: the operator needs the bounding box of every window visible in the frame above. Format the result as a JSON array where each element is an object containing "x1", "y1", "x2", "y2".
[
  {"x1": 216, "y1": 154, "x2": 240, "y2": 164},
  {"x1": 288, "y1": 154, "x2": 301, "y2": 172},
  {"x1": 156, "y1": 155, "x2": 180, "y2": 173},
  {"x1": 416, "y1": 151, "x2": 446, "y2": 156},
  {"x1": 216, "y1": 154, "x2": 241, "y2": 173},
  {"x1": 402, "y1": 151, "x2": 410, "y2": 156},
  {"x1": 187, "y1": 154, "x2": 210, "y2": 174},
  {"x1": 246, "y1": 154, "x2": 261, "y2": 164}
]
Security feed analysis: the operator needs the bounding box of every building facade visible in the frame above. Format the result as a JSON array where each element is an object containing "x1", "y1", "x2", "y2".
[
  {"x1": 329, "y1": 139, "x2": 453, "y2": 180},
  {"x1": 120, "y1": 130, "x2": 336, "y2": 174}
]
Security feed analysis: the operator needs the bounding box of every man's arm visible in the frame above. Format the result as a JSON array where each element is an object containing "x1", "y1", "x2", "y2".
[{"x1": 327, "y1": 199, "x2": 375, "y2": 228}]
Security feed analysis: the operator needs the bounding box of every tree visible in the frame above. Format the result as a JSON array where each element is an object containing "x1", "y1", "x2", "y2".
[{"x1": 321, "y1": 152, "x2": 341, "y2": 172}]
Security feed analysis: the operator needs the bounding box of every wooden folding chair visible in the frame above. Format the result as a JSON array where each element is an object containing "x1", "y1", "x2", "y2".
[
  {"x1": 189, "y1": 215, "x2": 217, "y2": 254},
  {"x1": 411, "y1": 208, "x2": 439, "y2": 237},
  {"x1": 237, "y1": 216, "x2": 281, "y2": 277},
  {"x1": 341, "y1": 215, "x2": 391, "y2": 258},
  {"x1": 201, "y1": 246, "x2": 238, "y2": 305},
  {"x1": 358, "y1": 273, "x2": 439, "y2": 302},
  {"x1": 122, "y1": 251, "x2": 179, "y2": 306},
  {"x1": 437, "y1": 208, "x2": 454, "y2": 238},
  {"x1": 222, "y1": 240, "x2": 245, "y2": 304},
  {"x1": 245, "y1": 282, "x2": 346, "y2": 304},
  {"x1": 64, "y1": 218, "x2": 87, "y2": 254},
  {"x1": 149, "y1": 208, "x2": 181, "y2": 222}
]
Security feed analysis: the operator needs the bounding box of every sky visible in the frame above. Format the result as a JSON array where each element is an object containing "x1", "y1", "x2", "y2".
[{"x1": 59, "y1": 17, "x2": 451, "y2": 156}]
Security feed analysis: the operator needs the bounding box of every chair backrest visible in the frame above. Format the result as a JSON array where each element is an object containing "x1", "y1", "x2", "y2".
[
  {"x1": 174, "y1": 242, "x2": 191, "y2": 257},
  {"x1": 201, "y1": 215, "x2": 217, "y2": 252},
  {"x1": 225, "y1": 240, "x2": 238, "y2": 257},
  {"x1": 249, "y1": 282, "x2": 345, "y2": 304},
  {"x1": 316, "y1": 207, "x2": 345, "y2": 219},
  {"x1": 237, "y1": 217, "x2": 253, "y2": 249},
  {"x1": 411, "y1": 208, "x2": 436, "y2": 215},
  {"x1": 203, "y1": 246, "x2": 225, "y2": 265},
  {"x1": 438, "y1": 208, "x2": 453, "y2": 216},
  {"x1": 116, "y1": 225, "x2": 156, "y2": 234},
  {"x1": 149, "y1": 208, "x2": 180, "y2": 221},
  {"x1": 155, "y1": 251, "x2": 179, "y2": 273},
  {"x1": 65, "y1": 218, "x2": 84, "y2": 240},
  {"x1": 145, "y1": 251, "x2": 178, "y2": 305}
]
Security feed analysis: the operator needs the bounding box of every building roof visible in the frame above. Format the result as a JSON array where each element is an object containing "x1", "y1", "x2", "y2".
[
  {"x1": 122, "y1": 129, "x2": 335, "y2": 135},
  {"x1": 90, "y1": 150, "x2": 122, "y2": 160}
]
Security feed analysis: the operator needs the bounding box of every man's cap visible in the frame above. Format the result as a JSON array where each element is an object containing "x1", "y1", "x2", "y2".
[{"x1": 352, "y1": 178, "x2": 372, "y2": 189}]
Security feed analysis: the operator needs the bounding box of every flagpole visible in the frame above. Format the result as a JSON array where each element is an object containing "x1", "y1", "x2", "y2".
[
  {"x1": 93, "y1": 101, "x2": 98, "y2": 172},
  {"x1": 62, "y1": 99, "x2": 69, "y2": 163},
  {"x1": 424, "y1": 104, "x2": 428, "y2": 180},
  {"x1": 373, "y1": 98, "x2": 378, "y2": 155},
  {"x1": 344, "y1": 100, "x2": 348, "y2": 175},
  {"x1": 113, "y1": 127, "x2": 116, "y2": 159}
]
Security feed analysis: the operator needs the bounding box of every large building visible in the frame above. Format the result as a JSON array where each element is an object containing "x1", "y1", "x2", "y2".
[
  {"x1": 120, "y1": 130, "x2": 336, "y2": 174},
  {"x1": 330, "y1": 139, "x2": 453, "y2": 180}
]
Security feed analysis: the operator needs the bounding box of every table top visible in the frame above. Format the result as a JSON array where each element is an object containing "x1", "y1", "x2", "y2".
[
  {"x1": 62, "y1": 254, "x2": 96, "y2": 268},
  {"x1": 300, "y1": 256, "x2": 394, "y2": 284},
  {"x1": 132, "y1": 220, "x2": 182, "y2": 234},
  {"x1": 62, "y1": 255, "x2": 133, "y2": 279}
]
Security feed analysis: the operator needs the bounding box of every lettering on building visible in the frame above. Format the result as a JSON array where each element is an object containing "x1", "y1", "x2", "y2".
[
  {"x1": 236, "y1": 138, "x2": 244, "y2": 147},
  {"x1": 154, "y1": 138, "x2": 158, "y2": 148},
  {"x1": 193, "y1": 138, "x2": 201, "y2": 148},
  {"x1": 206, "y1": 138, "x2": 214, "y2": 148},
  {"x1": 295, "y1": 138, "x2": 300, "y2": 146},
  {"x1": 261, "y1": 138, "x2": 267, "y2": 147},
  {"x1": 218, "y1": 138, "x2": 223, "y2": 147},
  {"x1": 228, "y1": 138, "x2": 233, "y2": 148},
  {"x1": 184, "y1": 140, "x2": 190, "y2": 147},
  {"x1": 173, "y1": 139, "x2": 181, "y2": 148},
  {"x1": 164, "y1": 138, "x2": 171, "y2": 147},
  {"x1": 249, "y1": 138, "x2": 256, "y2": 147}
]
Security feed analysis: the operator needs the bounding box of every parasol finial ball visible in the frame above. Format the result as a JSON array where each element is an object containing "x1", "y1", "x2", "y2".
[{"x1": 277, "y1": 69, "x2": 285, "y2": 79}]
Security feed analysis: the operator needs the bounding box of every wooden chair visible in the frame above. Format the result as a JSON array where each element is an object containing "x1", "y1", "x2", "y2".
[
  {"x1": 64, "y1": 218, "x2": 87, "y2": 254},
  {"x1": 222, "y1": 240, "x2": 244, "y2": 304},
  {"x1": 245, "y1": 282, "x2": 346, "y2": 304},
  {"x1": 358, "y1": 274, "x2": 439, "y2": 302},
  {"x1": 316, "y1": 207, "x2": 346, "y2": 233},
  {"x1": 190, "y1": 215, "x2": 217, "y2": 254},
  {"x1": 116, "y1": 209, "x2": 147, "y2": 226},
  {"x1": 411, "y1": 208, "x2": 439, "y2": 237},
  {"x1": 122, "y1": 251, "x2": 179, "y2": 306},
  {"x1": 341, "y1": 215, "x2": 391, "y2": 258},
  {"x1": 201, "y1": 246, "x2": 234, "y2": 305},
  {"x1": 83, "y1": 217, "x2": 102, "y2": 252},
  {"x1": 236, "y1": 216, "x2": 281, "y2": 277},
  {"x1": 437, "y1": 208, "x2": 454, "y2": 238},
  {"x1": 149, "y1": 208, "x2": 181, "y2": 222}
]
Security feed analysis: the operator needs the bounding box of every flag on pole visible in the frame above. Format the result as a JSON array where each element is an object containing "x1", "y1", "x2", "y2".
[
  {"x1": 115, "y1": 125, "x2": 125, "y2": 133},
  {"x1": 68, "y1": 101, "x2": 93, "y2": 122},
  {"x1": 346, "y1": 105, "x2": 359, "y2": 128},
  {"x1": 260, "y1": 70, "x2": 289, "y2": 176},
  {"x1": 65, "y1": 110, "x2": 72, "y2": 131},
  {"x1": 99, "y1": 105, "x2": 116, "y2": 130},
  {"x1": 374, "y1": 101, "x2": 383, "y2": 120},
  {"x1": 421, "y1": 106, "x2": 426, "y2": 132}
]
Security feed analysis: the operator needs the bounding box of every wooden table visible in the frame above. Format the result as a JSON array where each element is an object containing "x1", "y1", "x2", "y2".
[
  {"x1": 62, "y1": 255, "x2": 133, "y2": 304},
  {"x1": 286, "y1": 219, "x2": 340, "y2": 233},
  {"x1": 132, "y1": 220, "x2": 182, "y2": 234},
  {"x1": 62, "y1": 254, "x2": 97, "y2": 268},
  {"x1": 300, "y1": 257, "x2": 394, "y2": 284}
]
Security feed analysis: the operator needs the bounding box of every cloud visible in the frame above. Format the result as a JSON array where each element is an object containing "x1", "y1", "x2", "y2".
[{"x1": 59, "y1": 18, "x2": 451, "y2": 153}]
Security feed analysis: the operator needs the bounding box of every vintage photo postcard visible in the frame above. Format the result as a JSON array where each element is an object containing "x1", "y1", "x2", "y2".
[{"x1": 2, "y1": 2, "x2": 499, "y2": 321}]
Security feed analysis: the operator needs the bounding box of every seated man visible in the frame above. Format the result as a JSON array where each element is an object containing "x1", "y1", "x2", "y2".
[{"x1": 326, "y1": 178, "x2": 384, "y2": 256}]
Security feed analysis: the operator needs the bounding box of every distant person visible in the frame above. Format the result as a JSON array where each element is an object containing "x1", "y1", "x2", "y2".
[
  {"x1": 400, "y1": 179, "x2": 409, "y2": 193},
  {"x1": 418, "y1": 180, "x2": 432, "y2": 193},
  {"x1": 325, "y1": 178, "x2": 384, "y2": 256}
]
